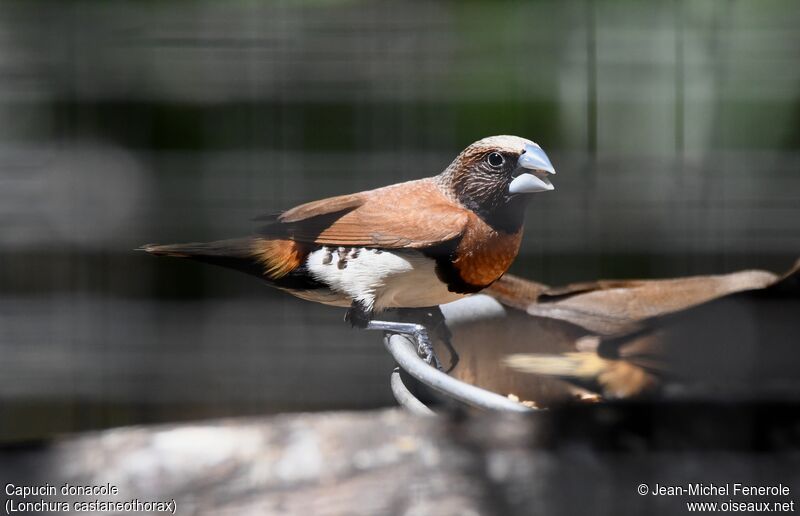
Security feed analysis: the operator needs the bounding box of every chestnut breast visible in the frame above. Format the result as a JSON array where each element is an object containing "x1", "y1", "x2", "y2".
[{"x1": 452, "y1": 217, "x2": 524, "y2": 288}]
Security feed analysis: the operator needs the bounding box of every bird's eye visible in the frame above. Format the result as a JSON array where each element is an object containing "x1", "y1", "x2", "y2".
[{"x1": 487, "y1": 152, "x2": 505, "y2": 168}]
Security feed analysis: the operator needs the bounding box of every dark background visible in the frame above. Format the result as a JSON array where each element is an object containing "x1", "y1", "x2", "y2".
[{"x1": 1, "y1": 0, "x2": 798, "y2": 441}]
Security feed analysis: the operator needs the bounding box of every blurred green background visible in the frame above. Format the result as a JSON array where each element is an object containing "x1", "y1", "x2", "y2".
[{"x1": 0, "y1": 0, "x2": 798, "y2": 440}]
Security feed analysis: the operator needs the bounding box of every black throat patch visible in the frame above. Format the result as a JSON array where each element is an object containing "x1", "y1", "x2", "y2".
[{"x1": 457, "y1": 192, "x2": 528, "y2": 235}]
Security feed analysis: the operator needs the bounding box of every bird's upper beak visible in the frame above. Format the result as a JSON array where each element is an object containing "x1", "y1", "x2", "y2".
[{"x1": 509, "y1": 143, "x2": 556, "y2": 195}]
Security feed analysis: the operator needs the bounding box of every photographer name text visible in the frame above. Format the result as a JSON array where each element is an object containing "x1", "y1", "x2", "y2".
[{"x1": 649, "y1": 483, "x2": 790, "y2": 497}]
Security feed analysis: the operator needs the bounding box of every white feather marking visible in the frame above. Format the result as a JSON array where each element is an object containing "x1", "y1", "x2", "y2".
[{"x1": 305, "y1": 247, "x2": 467, "y2": 311}]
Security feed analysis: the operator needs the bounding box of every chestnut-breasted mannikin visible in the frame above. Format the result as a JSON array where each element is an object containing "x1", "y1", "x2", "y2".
[{"x1": 142, "y1": 135, "x2": 556, "y2": 369}]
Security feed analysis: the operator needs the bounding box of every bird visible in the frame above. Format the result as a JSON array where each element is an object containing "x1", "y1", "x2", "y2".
[{"x1": 141, "y1": 135, "x2": 556, "y2": 369}]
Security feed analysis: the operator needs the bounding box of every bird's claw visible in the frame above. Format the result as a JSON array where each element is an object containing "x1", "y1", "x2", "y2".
[
  {"x1": 363, "y1": 319, "x2": 444, "y2": 371},
  {"x1": 415, "y1": 330, "x2": 443, "y2": 371}
]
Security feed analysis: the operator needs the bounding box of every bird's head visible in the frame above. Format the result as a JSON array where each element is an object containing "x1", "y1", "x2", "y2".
[{"x1": 439, "y1": 135, "x2": 556, "y2": 231}]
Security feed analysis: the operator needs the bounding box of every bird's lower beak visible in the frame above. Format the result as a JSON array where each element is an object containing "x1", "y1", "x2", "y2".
[{"x1": 509, "y1": 143, "x2": 556, "y2": 195}]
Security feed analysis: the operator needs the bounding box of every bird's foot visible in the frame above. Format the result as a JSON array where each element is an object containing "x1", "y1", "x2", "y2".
[
  {"x1": 413, "y1": 329, "x2": 443, "y2": 370},
  {"x1": 348, "y1": 301, "x2": 450, "y2": 371},
  {"x1": 363, "y1": 319, "x2": 444, "y2": 371},
  {"x1": 391, "y1": 307, "x2": 459, "y2": 373}
]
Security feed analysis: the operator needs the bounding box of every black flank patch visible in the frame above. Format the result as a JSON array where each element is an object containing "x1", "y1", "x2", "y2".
[
  {"x1": 422, "y1": 239, "x2": 487, "y2": 295},
  {"x1": 272, "y1": 263, "x2": 328, "y2": 291}
]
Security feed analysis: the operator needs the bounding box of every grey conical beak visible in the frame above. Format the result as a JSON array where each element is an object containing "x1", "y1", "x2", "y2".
[{"x1": 509, "y1": 143, "x2": 556, "y2": 194}]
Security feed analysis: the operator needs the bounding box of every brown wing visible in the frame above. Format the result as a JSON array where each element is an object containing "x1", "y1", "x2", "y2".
[{"x1": 261, "y1": 178, "x2": 469, "y2": 249}]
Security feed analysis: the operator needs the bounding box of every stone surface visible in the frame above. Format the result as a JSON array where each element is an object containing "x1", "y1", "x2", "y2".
[{"x1": 2, "y1": 404, "x2": 799, "y2": 515}]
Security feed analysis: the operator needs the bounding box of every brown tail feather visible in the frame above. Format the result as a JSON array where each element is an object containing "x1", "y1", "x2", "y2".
[
  {"x1": 138, "y1": 238, "x2": 308, "y2": 281},
  {"x1": 139, "y1": 238, "x2": 254, "y2": 259}
]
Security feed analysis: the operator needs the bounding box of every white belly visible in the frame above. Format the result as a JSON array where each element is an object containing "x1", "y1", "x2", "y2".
[{"x1": 304, "y1": 246, "x2": 468, "y2": 311}]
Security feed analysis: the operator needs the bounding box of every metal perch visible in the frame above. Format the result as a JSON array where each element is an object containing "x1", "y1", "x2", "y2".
[{"x1": 379, "y1": 295, "x2": 534, "y2": 413}]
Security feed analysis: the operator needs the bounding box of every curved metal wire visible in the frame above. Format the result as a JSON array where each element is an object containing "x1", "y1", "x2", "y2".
[
  {"x1": 383, "y1": 333, "x2": 533, "y2": 412},
  {"x1": 389, "y1": 368, "x2": 435, "y2": 415}
]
